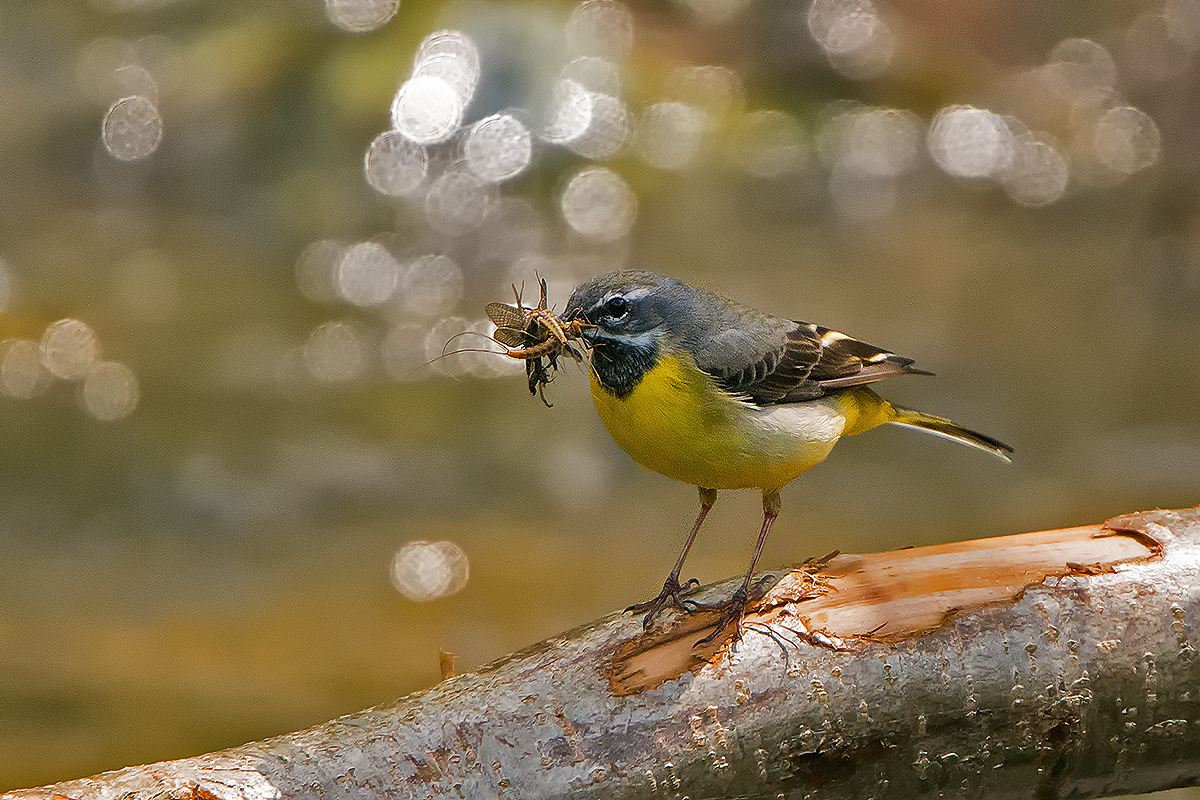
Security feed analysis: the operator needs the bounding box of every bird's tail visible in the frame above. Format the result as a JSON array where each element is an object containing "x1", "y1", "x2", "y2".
[{"x1": 888, "y1": 405, "x2": 1014, "y2": 462}]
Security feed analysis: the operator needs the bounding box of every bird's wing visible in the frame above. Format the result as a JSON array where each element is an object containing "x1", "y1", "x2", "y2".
[{"x1": 699, "y1": 320, "x2": 929, "y2": 404}]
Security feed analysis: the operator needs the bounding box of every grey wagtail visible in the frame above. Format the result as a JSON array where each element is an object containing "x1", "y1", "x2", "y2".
[{"x1": 562, "y1": 269, "x2": 1012, "y2": 643}]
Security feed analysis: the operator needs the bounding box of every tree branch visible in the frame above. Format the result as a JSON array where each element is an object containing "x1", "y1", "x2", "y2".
[{"x1": 6, "y1": 507, "x2": 1200, "y2": 800}]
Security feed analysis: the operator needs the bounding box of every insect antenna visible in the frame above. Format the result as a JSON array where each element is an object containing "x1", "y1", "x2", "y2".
[{"x1": 400, "y1": 330, "x2": 510, "y2": 381}]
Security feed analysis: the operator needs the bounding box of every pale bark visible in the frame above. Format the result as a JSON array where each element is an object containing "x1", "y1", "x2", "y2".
[{"x1": 5, "y1": 507, "x2": 1200, "y2": 800}]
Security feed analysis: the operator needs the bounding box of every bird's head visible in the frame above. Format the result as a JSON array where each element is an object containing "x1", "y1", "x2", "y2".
[{"x1": 564, "y1": 270, "x2": 690, "y2": 347}]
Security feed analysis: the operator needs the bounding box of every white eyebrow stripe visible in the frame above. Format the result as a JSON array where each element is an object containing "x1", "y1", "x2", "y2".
[{"x1": 591, "y1": 286, "x2": 651, "y2": 314}]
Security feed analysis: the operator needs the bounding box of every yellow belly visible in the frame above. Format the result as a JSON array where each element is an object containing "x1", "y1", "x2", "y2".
[{"x1": 589, "y1": 353, "x2": 890, "y2": 491}]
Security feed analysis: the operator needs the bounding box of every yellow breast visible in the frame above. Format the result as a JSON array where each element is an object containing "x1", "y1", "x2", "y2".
[{"x1": 588, "y1": 352, "x2": 866, "y2": 491}]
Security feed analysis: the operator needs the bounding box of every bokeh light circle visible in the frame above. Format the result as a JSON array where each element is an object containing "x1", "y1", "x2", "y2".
[
  {"x1": 400, "y1": 254, "x2": 464, "y2": 317},
  {"x1": 834, "y1": 107, "x2": 923, "y2": 178},
  {"x1": 927, "y1": 105, "x2": 1014, "y2": 179},
  {"x1": 423, "y1": 316, "x2": 473, "y2": 374},
  {"x1": 560, "y1": 167, "x2": 637, "y2": 240},
  {"x1": 365, "y1": 131, "x2": 427, "y2": 197},
  {"x1": 324, "y1": 0, "x2": 399, "y2": 32},
  {"x1": 80, "y1": 361, "x2": 140, "y2": 421},
  {"x1": 1091, "y1": 106, "x2": 1161, "y2": 176},
  {"x1": 337, "y1": 242, "x2": 401, "y2": 307},
  {"x1": 102, "y1": 95, "x2": 162, "y2": 161},
  {"x1": 40, "y1": 319, "x2": 101, "y2": 380},
  {"x1": 1003, "y1": 137, "x2": 1069, "y2": 207},
  {"x1": 425, "y1": 165, "x2": 496, "y2": 234},
  {"x1": 296, "y1": 240, "x2": 347, "y2": 304},
  {"x1": 391, "y1": 76, "x2": 463, "y2": 145},
  {"x1": 807, "y1": 0, "x2": 895, "y2": 78},
  {"x1": 566, "y1": 0, "x2": 635, "y2": 60},
  {"x1": 543, "y1": 79, "x2": 595, "y2": 145},
  {"x1": 0, "y1": 340, "x2": 51, "y2": 399},
  {"x1": 637, "y1": 102, "x2": 708, "y2": 171},
  {"x1": 304, "y1": 321, "x2": 367, "y2": 383},
  {"x1": 390, "y1": 540, "x2": 470, "y2": 602},
  {"x1": 464, "y1": 114, "x2": 533, "y2": 184}
]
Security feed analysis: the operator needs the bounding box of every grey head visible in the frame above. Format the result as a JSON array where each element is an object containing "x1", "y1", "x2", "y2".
[
  {"x1": 564, "y1": 270, "x2": 793, "y2": 397},
  {"x1": 565, "y1": 270, "x2": 689, "y2": 341}
]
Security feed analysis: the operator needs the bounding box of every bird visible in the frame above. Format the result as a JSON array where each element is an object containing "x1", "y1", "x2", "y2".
[{"x1": 561, "y1": 269, "x2": 1012, "y2": 644}]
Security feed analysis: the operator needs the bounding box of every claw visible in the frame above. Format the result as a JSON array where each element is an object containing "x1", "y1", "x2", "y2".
[
  {"x1": 687, "y1": 575, "x2": 775, "y2": 650},
  {"x1": 626, "y1": 575, "x2": 703, "y2": 628},
  {"x1": 692, "y1": 585, "x2": 749, "y2": 648}
]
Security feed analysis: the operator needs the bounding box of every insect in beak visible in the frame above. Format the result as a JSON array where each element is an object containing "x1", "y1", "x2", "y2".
[{"x1": 485, "y1": 277, "x2": 592, "y2": 406}]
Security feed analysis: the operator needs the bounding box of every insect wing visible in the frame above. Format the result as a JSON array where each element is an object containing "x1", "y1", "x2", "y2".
[
  {"x1": 486, "y1": 302, "x2": 524, "y2": 328},
  {"x1": 486, "y1": 303, "x2": 529, "y2": 347}
]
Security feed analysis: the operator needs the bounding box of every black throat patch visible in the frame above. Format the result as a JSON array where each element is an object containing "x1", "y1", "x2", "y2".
[{"x1": 589, "y1": 337, "x2": 659, "y2": 399}]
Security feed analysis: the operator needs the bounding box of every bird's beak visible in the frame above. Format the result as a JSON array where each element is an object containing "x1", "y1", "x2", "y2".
[{"x1": 562, "y1": 308, "x2": 589, "y2": 333}]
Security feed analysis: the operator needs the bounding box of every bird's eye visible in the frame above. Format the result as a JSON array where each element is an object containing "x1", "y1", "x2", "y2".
[{"x1": 604, "y1": 296, "x2": 629, "y2": 318}]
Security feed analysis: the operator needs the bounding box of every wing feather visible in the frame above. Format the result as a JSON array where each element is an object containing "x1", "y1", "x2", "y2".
[{"x1": 708, "y1": 321, "x2": 929, "y2": 404}]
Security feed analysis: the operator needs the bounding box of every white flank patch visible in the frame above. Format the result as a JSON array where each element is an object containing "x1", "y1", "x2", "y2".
[{"x1": 752, "y1": 397, "x2": 847, "y2": 444}]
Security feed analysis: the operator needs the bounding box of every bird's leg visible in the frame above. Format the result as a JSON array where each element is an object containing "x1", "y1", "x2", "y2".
[
  {"x1": 627, "y1": 487, "x2": 717, "y2": 628},
  {"x1": 690, "y1": 489, "x2": 781, "y2": 648}
]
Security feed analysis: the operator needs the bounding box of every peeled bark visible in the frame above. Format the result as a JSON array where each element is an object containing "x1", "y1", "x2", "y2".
[{"x1": 5, "y1": 507, "x2": 1200, "y2": 800}]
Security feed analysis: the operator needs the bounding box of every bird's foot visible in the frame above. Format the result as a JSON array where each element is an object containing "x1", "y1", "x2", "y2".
[
  {"x1": 686, "y1": 576, "x2": 774, "y2": 650},
  {"x1": 626, "y1": 575, "x2": 702, "y2": 629}
]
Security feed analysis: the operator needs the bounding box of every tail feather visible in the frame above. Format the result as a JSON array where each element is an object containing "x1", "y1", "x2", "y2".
[{"x1": 889, "y1": 406, "x2": 1013, "y2": 462}]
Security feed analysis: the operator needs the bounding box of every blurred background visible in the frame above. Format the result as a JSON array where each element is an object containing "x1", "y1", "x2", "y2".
[{"x1": 1, "y1": 0, "x2": 1199, "y2": 792}]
